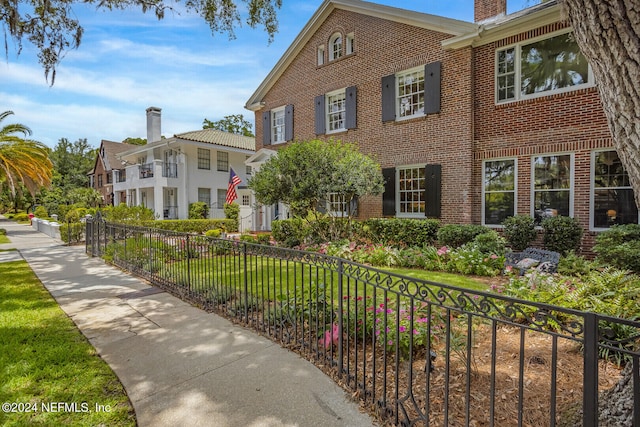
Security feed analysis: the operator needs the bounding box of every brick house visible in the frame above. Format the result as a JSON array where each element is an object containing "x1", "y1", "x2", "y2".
[
  {"x1": 245, "y1": 0, "x2": 638, "y2": 248},
  {"x1": 89, "y1": 140, "x2": 136, "y2": 206}
]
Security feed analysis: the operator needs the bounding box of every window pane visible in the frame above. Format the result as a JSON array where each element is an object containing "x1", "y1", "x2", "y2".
[
  {"x1": 398, "y1": 166, "x2": 425, "y2": 214},
  {"x1": 485, "y1": 192, "x2": 515, "y2": 225},
  {"x1": 593, "y1": 189, "x2": 638, "y2": 228},
  {"x1": 327, "y1": 91, "x2": 346, "y2": 131},
  {"x1": 534, "y1": 155, "x2": 571, "y2": 190},
  {"x1": 397, "y1": 69, "x2": 425, "y2": 118},
  {"x1": 533, "y1": 190, "x2": 570, "y2": 224},
  {"x1": 521, "y1": 32, "x2": 589, "y2": 96},
  {"x1": 198, "y1": 148, "x2": 210, "y2": 170},
  {"x1": 272, "y1": 109, "x2": 285, "y2": 143},
  {"x1": 484, "y1": 160, "x2": 515, "y2": 191},
  {"x1": 217, "y1": 151, "x2": 229, "y2": 172},
  {"x1": 595, "y1": 151, "x2": 630, "y2": 187}
]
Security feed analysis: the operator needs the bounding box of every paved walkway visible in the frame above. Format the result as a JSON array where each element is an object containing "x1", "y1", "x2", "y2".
[{"x1": 0, "y1": 217, "x2": 376, "y2": 427}]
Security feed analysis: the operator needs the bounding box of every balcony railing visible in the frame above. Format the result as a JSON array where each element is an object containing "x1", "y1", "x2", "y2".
[
  {"x1": 139, "y1": 163, "x2": 154, "y2": 179},
  {"x1": 163, "y1": 163, "x2": 178, "y2": 178}
]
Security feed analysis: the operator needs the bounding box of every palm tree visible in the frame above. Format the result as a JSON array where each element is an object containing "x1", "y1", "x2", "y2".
[{"x1": 0, "y1": 111, "x2": 53, "y2": 197}]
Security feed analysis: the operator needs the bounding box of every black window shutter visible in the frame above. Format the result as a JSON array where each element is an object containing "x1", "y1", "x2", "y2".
[
  {"x1": 315, "y1": 95, "x2": 325, "y2": 135},
  {"x1": 382, "y1": 167, "x2": 396, "y2": 216},
  {"x1": 381, "y1": 74, "x2": 396, "y2": 122},
  {"x1": 424, "y1": 164, "x2": 441, "y2": 218},
  {"x1": 424, "y1": 61, "x2": 441, "y2": 114},
  {"x1": 262, "y1": 111, "x2": 271, "y2": 146},
  {"x1": 345, "y1": 86, "x2": 357, "y2": 129},
  {"x1": 284, "y1": 104, "x2": 294, "y2": 141}
]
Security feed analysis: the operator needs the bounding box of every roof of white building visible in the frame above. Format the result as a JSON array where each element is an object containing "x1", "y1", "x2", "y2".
[{"x1": 175, "y1": 129, "x2": 256, "y2": 151}]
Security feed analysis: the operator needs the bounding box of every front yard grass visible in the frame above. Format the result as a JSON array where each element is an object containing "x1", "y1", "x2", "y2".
[
  {"x1": 0, "y1": 234, "x2": 10, "y2": 244},
  {"x1": 0, "y1": 261, "x2": 136, "y2": 427}
]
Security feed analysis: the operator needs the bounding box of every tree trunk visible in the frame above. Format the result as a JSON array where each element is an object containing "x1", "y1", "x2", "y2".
[{"x1": 561, "y1": 0, "x2": 640, "y2": 208}]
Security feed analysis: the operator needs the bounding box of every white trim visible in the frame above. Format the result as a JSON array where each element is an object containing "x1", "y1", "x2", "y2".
[
  {"x1": 395, "y1": 164, "x2": 426, "y2": 218},
  {"x1": 271, "y1": 106, "x2": 286, "y2": 144},
  {"x1": 481, "y1": 157, "x2": 518, "y2": 227},
  {"x1": 395, "y1": 66, "x2": 426, "y2": 121},
  {"x1": 325, "y1": 88, "x2": 347, "y2": 134},
  {"x1": 329, "y1": 32, "x2": 343, "y2": 61}
]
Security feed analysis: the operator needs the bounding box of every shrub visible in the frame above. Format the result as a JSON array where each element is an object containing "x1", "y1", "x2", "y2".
[
  {"x1": 60, "y1": 223, "x2": 85, "y2": 243},
  {"x1": 13, "y1": 212, "x2": 30, "y2": 223},
  {"x1": 0, "y1": 228, "x2": 6, "y2": 235},
  {"x1": 361, "y1": 218, "x2": 440, "y2": 247},
  {"x1": 472, "y1": 230, "x2": 507, "y2": 255},
  {"x1": 594, "y1": 224, "x2": 640, "y2": 273},
  {"x1": 437, "y1": 224, "x2": 490, "y2": 248},
  {"x1": 34, "y1": 206, "x2": 48, "y2": 218},
  {"x1": 142, "y1": 219, "x2": 236, "y2": 234},
  {"x1": 188, "y1": 201, "x2": 209, "y2": 219},
  {"x1": 101, "y1": 204, "x2": 156, "y2": 223},
  {"x1": 204, "y1": 229, "x2": 222, "y2": 238},
  {"x1": 557, "y1": 251, "x2": 596, "y2": 277},
  {"x1": 271, "y1": 219, "x2": 305, "y2": 247},
  {"x1": 541, "y1": 216, "x2": 583, "y2": 255},
  {"x1": 502, "y1": 215, "x2": 537, "y2": 251},
  {"x1": 256, "y1": 233, "x2": 271, "y2": 245}
]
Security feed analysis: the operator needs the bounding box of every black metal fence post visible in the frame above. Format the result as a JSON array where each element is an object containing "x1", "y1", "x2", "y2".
[
  {"x1": 243, "y1": 242, "x2": 249, "y2": 323},
  {"x1": 337, "y1": 258, "x2": 344, "y2": 375},
  {"x1": 583, "y1": 312, "x2": 599, "y2": 427}
]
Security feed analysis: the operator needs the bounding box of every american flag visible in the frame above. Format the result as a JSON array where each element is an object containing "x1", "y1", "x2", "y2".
[{"x1": 225, "y1": 168, "x2": 242, "y2": 205}]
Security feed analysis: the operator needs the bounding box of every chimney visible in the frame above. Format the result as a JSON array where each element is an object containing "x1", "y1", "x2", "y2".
[
  {"x1": 146, "y1": 107, "x2": 162, "y2": 143},
  {"x1": 475, "y1": 0, "x2": 506, "y2": 22}
]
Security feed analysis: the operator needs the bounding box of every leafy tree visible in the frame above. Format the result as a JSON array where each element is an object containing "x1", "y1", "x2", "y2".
[
  {"x1": 0, "y1": 111, "x2": 53, "y2": 198},
  {"x1": 122, "y1": 137, "x2": 147, "y2": 145},
  {"x1": 2, "y1": 0, "x2": 281, "y2": 82},
  {"x1": 203, "y1": 114, "x2": 254, "y2": 137},
  {"x1": 49, "y1": 138, "x2": 97, "y2": 192},
  {"x1": 249, "y1": 139, "x2": 384, "y2": 218}
]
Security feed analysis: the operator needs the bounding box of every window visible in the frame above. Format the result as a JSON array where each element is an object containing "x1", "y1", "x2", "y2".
[
  {"x1": 398, "y1": 166, "x2": 426, "y2": 216},
  {"x1": 317, "y1": 45, "x2": 325, "y2": 66},
  {"x1": 217, "y1": 151, "x2": 229, "y2": 172},
  {"x1": 198, "y1": 188, "x2": 211, "y2": 206},
  {"x1": 346, "y1": 33, "x2": 354, "y2": 55},
  {"x1": 397, "y1": 67, "x2": 425, "y2": 119},
  {"x1": 242, "y1": 194, "x2": 251, "y2": 206},
  {"x1": 329, "y1": 33, "x2": 342, "y2": 61},
  {"x1": 592, "y1": 150, "x2": 638, "y2": 229},
  {"x1": 496, "y1": 30, "x2": 592, "y2": 103},
  {"x1": 98, "y1": 174, "x2": 103, "y2": 187},
  {"x1": 382, "y1": 62, "x2": 440, "y2": 122},
  {"x1": 262, "y1": 105, "x2": 293, "y2": 146},
  {"x1": 106, "y1": 173, "x2": 112, "y2": 184},
  {"x1": 246, "y1": 156, "x2": 252, "y2": 176},
  {"x1": 326, "y1": 90, "x2": 346, "y2": 133},
  {"x1": 217, "y1": 189, "x2": 227, "y2": 207},
  {"x1": 315, "y1": 87, "x2": 356, "y2": 134},
  {"x1": 327, "y1": 193, "x2": 348, "y2": 217},
  {"x1": 271, "y1": 107, "x2": 286, "y2": 144},
  {"x1": 198, "y1": 148, "x2": 210, "y2": 170},
  {"x1": 483, "y1": 159, "x2": 516, "y2": 226},
  {"x1": 532, "y1": 154, "x2": 573, "y2": 224}
]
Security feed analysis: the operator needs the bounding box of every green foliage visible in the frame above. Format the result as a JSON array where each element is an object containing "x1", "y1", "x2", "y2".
[
  {"x1": 447, "y1": 244, "x2": 504, "y2": 276},
  {"x1": 362, "y1": 218, "x2": 440, "y2": 247},
  {"x1": 249, "y1": 139, "x2": 384, "y2": 217},
  {"x1": 64, "y1": 206, "x2": 88, "y2": 222},
  {"x1": 33, "y1": 205, "x2": 48, "y2": 218},
  {"x1": 541, "y1": 216, "x2": 583, "y2": 255},
  {"x1": 224, "y1": 202, "x2": 240, "y2": 221},
  {"x1": 271, "y1": 219, "x2": 305, "y2": 247},
  {"x1": 204, "y1": 228, "x2": 223, "y2": 238},
  {"x1": 101, "y1": 204, "x2": 156, "y2": 223},
  {"x1": 472, "y1": 230, "x2": 507, "y2": 255},
  {"x1": 60, "y1": 222, "x2": 85, "y2": 243},
  {"x1": 203, "y1": 114, "x2": 254, "y2": 137},
  {"x1": 594, "y1": 224, "x2": 640, "y2": 273},
  {"x1": 557, "y1": 251, "x2": 596, "y2": 277},
  {"x1": 502, "y1": 215, "x2": 538, "y2": 251},
  {"x1": 144, "y1": 219, "x2": 237, "y2": 234},
  {"x1": 189, "y1": 201, "x2": 209, "y2": 219},
  {"x1": 239, "y1": 234, "x2": 257, "y2": 243},
  {"x1": 256, "y1": 233, "x2": 271, "y2": 245},
  {"x1": 13, "y1": 212, "x2": 30, "y2": 222},
  {"x1": 437, "y1": 224, "x2": 490, "y2": 248}
]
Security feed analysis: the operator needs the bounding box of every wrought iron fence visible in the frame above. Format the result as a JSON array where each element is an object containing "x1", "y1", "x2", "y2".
[{"x1": 85, "y1": 216, "x2": 640, "y2": 427}]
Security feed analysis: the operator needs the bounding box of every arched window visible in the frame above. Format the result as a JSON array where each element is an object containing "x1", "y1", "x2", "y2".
[{"x1": 329, "y1": 33, "x2": 343, "y2": 61}]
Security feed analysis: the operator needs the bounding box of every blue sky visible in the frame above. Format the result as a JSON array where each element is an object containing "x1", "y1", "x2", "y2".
[{"x1": 1, "y1": 0, "x2": 530, "y2": 148}]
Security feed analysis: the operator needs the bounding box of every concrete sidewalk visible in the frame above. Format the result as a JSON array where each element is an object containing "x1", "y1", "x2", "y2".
[{"x1": 0, "y1": 217, "x2": 376, "y2": 427}]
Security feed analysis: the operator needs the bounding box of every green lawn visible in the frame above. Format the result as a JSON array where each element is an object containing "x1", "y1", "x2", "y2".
[
  {"x1": 0, "y1": 261, "x2": 136, "y2": 427},
  {"x1": 0, "y1": 234, "x2": 10, "y2": 244}
]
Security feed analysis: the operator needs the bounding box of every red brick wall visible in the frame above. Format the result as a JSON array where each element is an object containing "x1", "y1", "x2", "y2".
[
  {"x1": 92, "y1": 158, "x2": 112, "y2": 206},
  {"x1": 472, "y1": 23, "x2": 613, "y2": 252},
  {"x1": 254, "y1": 9, "x2": 475, "y2": 224},
  {"x1": 475, "y1": 0, "x2": 506, "y2": 22}
]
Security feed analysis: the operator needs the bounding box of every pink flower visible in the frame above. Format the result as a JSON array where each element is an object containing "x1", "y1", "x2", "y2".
[
  {"x1": 322, "y1": 323, "x2": 340, "y2": 349},
  {"x1": 490, "y1": 254, "x2": 498, "y2": 259},
  {"x1": 399, "y1": 326, "x2": 406, "y2": 333},
  {"x1": 437, "y1": 246, "x2": 449, "y2": 256}
]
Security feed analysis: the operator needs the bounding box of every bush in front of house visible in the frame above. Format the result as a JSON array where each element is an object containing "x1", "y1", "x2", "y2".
[
  {"x1": 361, "y1": 218, "x2": 440, "y2": 247},
  {"x1": 593, "y1": 224, "x2": 640, "y2": 273},
  {"x1": 541, "y1": 216, "x2": 583, "y2": 255},
  {"x1": 143, "y1": 219, "x2": 237, "y2": 234},
  {"x1": 188, "y1": 201, "x2": 209, "y2": 219},
  {"x1": 271, "y1": 218, "x2": 306, "y2": 247},
  {"x1": 13, "y1": 212, "x2": 30, "y2": 223},
  {"x1": 34, "y1": 206, "x2": 48, "y2": 218},
  {"x1": 502, "y1": 215, "x2": 537, "y2": 251},
  {"x1": 437, "y1": 224, "x2": 491, "y2": 248}
]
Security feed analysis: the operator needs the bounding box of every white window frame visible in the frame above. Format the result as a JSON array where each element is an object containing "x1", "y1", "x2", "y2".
[
  {"x1": 329, "y1": 33, "x2": 343, "y2": 61},
  {"x1": 197, "y1": 148, "x2": 210, "y2": 170},
  {"x1": 317, "y1": 45, "x2": 325, "y2": 66},
  {"x1": 590, "y1": 149, "x2": 639, "y2": 230},
  {"x1": 396, "y1": 165, "x2": 426, "y2": 218},
  {"x1": 217, "y1": 151, "x2": 229, "y2": 172},
  {"x1": 495, "y1": 29, "x2": 594, "y2": 104},
  {"x1": 346, "y1": 32, "x2": 355, "y2": 55},
  {"x1": 531, "y1": 153, "x2": 574, "y2": 225},
  {"x1": 482, "y1": 158, "x2": 517, "y2": 227},
  {"x1": 327, "y1": 193, "x2": 349, "y2": 217},
  {"x1": 216, "y1": 189, "x2": 227, "y2": 208},
  {"x1": 396, "y1": 66, "x2": 425, "y2": 121},
  {"x1": 271, "y1": 106, "x2": 286, "y2": 144},
  {"x1": 326, "y1": 89, "x2": 346, "y2": 134},
  {"x1": 198, "y1": 188, "x2": 211, "y2": 206}
]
